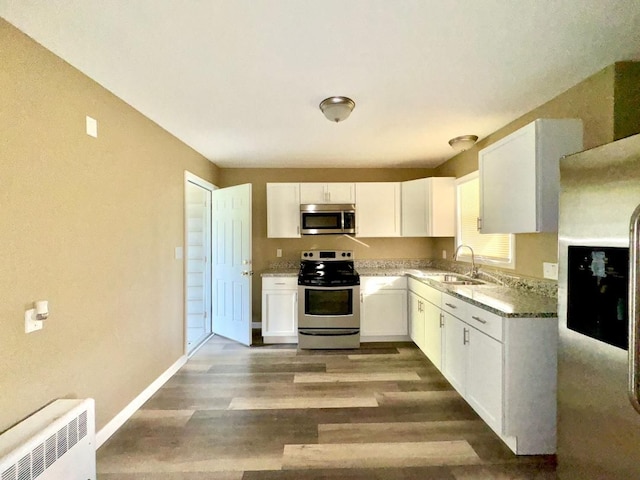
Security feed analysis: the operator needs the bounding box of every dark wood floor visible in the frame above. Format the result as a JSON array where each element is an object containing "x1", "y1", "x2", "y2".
[{"x1": 97, "y1": 334, "x2": 556, "y2": 479}]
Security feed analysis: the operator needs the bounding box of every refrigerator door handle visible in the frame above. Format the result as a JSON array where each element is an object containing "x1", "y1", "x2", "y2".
[{"x1": 629, "y1": 203, "x2": 640, "y2": 414}]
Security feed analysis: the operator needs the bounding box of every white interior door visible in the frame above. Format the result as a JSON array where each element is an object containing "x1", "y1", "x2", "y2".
[
  {"x1": 212, "y1": 183, "x2": 253, "y2": 345},
  {"x1": 185, "y1": 180, "x2": 213, "y2": 353}
]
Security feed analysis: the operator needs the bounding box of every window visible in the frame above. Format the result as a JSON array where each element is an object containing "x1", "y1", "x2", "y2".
[{"x1": 455, "y1": 171, "x2": 515, "y2": 269}]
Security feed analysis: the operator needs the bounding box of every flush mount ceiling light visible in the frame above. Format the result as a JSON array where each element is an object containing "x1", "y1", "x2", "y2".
[
  {"x1": 319, "y1": 96, "x2": 355, "y2": 123},
  {"x1": 448, "y1": 135, "x2": 479, "y2": 153}
]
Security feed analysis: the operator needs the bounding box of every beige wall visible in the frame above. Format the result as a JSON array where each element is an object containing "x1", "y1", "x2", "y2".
[
  {"x1": 3, "y1": 13, "x2": 638, "y2": 439},
  {"x1": 219, "y1": 168, "x2": 436, "y2": 319},
  {"x1": 0, "y1": 20, "x2": 219, "y2": 432},
  {"x1": 433, "y1": 63, "x2": 636, "y2": 278}
]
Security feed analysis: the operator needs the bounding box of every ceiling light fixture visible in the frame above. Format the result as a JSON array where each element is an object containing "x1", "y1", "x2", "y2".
[
  {"x1": 319, "y1": 96, "x2": 355, "y2": 123},
  {"x1": 448, "y1": 135, "x2": 479, "y2": 153}
]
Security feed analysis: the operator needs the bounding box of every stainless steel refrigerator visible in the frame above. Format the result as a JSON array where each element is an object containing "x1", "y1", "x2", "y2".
[{"x1": 558, "y1": 133, "x2": 640, "y2": 478}]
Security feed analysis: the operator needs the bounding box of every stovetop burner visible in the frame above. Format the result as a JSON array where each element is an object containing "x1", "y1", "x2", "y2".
[{"x1": 298, "y1": 250, "x2": 360, "y2": 287}]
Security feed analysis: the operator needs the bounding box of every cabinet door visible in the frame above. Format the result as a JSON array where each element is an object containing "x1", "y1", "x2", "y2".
[
  {"x1": 262, "y1": 290, "x2": 298, "y2": 336},
  {"x1": 326, "y1": 183, "x2": 355, "y2": 203},
  {"x1": 401, "y1": 177, "x2": 455, "y2": 237},
  {"x1": 427, "y1": 177, "x2": 456, "y2": 237},
  {"x1": 409, "y1": 291, "x2": 425, "y2": 351},
  {"x1": 466, "y1": 327, "x2": 503, "y2": 433},
  {"x1": 423, "y1": 300, "x2": 443, "y2": 370},
  {"x1": 442, "y1": 312, "x2": 467, "y2": 394},
  {"x1": 266, "y1": 183, "x2": 300, "y2": 238},
  {"x1": 355, "y1": 182, "x2": 401, "y2": 237},
  {"x1": 300, "y1": 183, "x2": 355, "y2": 204},
  {"x1": 401, "y1": 178, "x2": 429, "y2": 236},
  {"x1": 479, "y1": 124, "x2": 537, "y2": 234},
  {"x1": 478, "y1": 119, "x2": 582, "y2": 234},
  {"x1": 361, "y1": 289, "x2": 408, "y2": 336},
  {"x1": 300, "y1": 183, "x2": 327, "y2": 204}
]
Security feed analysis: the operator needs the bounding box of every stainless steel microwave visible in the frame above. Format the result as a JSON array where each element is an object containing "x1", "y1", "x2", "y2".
[{"x1": 300, "y1": 204, "x2": 356, "y2": 235}]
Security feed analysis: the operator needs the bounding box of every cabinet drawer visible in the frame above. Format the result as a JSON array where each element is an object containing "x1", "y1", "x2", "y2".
[
  {"x1": 441, "y1": 293, "x2": 467, "y2": 318},
  {"x1": 262, "y1": 277, "x2": 297, "y2": 290},
  {"x1": 361, "y1": 276, "x2": 407, "y2": 292},
  {"x1": 408, "y1": 278, "x2": 441, "y2": 305},
  {"x1": 467, "y1": 304, "x2": 503, "y2": 342}
]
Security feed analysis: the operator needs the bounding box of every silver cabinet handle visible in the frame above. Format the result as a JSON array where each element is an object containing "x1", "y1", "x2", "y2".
[
  {"x1": 471, "y1": 315, "x2": 487, "y2": 324},
  {"x1": 439, "y1": 313, "x2": 444, "y2": 328},
  {"x1": 463, "y1": 327, "x2": 469, "y2": 345},
  {"x1": 629, "y1": 204, "x2": 640, "y2": 414},
  {"x1": 445, "y1": 302, "x2": 457, "y2": 309}
]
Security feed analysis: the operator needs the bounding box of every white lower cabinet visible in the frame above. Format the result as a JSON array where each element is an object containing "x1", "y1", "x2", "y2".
[
  {"x1": 439, "y1": 291, "x2": 557, "y2": 455},
  {"x1": 408, "y1": 291, "x2": 425, "y2": 351},
  {"x1": 261, "y1": 277, "x2": 298, "y2": 343},
  {"x1": 442, "y1": 311, "x2": 503, "y2": 432},
  {"x1": 442, "y1": 312, "x2": 467, "y2": 393},
  {"x1": 360, "y1": 276, "x2": 408, "y2": 340},
  {"x1": 408, "y1": 278, "x2": 443, "y2": 369},
  {"x1": 422, "y1": 300, "x2": 443, "y2": 370},
  {"x1": 466, "y1": 326, "x2": 503, "y2": 433}
]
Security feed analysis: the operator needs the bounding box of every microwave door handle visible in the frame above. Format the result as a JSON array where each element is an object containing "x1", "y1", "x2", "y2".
[
  {"x1": 629, "y1": 203, "x2": 640, "y2": 414},
  {"x1": 341, "y1": 211, "x2": 345, "y2": 231}
]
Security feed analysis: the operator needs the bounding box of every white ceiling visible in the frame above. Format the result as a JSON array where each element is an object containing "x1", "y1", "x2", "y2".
[{"x1": 2, "y1": 1, "x2": 640, "y2": 168}]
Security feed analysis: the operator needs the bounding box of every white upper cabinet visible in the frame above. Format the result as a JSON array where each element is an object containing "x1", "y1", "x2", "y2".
[
  {"x1": 355, "y1": 182, "x2": 401, "y2": 237},
  {"x1": 478, "y1": 118, "x2": 583, "y2": 234},
  {"x1": 401, "y1": 177, "x2": 456, "y2": 237},
  {"x1": 266, "y1": 183, "x2": 300, "y2": 238},
  {"x1": 299, "y1": 183, "x2": 355, "y2": 204}
]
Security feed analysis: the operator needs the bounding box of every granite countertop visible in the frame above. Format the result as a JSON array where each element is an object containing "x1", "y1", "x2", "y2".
[
  {"x1": 262, "y1": 266, "x2": 557, "y2": 319},
  {"x1": 261, "y1": 268, "x2": 299, "y2": 277}
]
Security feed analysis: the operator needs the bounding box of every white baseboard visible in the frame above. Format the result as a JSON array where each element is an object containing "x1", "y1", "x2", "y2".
[{"x1": 96, "y1": 354, "x2": 187, "y2": 448}]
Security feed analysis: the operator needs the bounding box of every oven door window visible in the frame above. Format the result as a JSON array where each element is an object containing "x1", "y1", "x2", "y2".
[{"x1": 305, "y1": 288, "x2": 353, "y2": 316}]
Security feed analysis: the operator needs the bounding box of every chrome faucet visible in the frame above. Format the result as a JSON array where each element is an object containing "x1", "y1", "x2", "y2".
[{"x1": 454, "y1": 244, "x2": 478, "y2": 278}]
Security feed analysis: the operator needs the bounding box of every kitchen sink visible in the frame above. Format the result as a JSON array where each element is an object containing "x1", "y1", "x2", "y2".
[
  {"x1": 427, "y1": 274, "x2": 486, "y2": 286},
  {"x1": 443, "y1": 279, "x2": 486, "y2": 285}
]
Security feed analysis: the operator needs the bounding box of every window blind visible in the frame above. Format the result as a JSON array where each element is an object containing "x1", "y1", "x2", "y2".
[{"x1": 457, "y1": 175, "x2": 512, "y2": 263}]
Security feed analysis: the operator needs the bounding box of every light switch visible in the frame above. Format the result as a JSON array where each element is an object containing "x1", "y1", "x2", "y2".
[
  {"x1": 86, "y1": 116, "x2": 98, "y2": 138},
  {"x1": 543, "y1": 262, "x2": 558, "y2": 280}
]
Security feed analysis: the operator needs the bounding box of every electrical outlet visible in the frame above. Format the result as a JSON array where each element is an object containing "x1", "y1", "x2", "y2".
[
  {"x1": 543, "y1": 262, "x2": 558, "y2": 280},
  {"x1": 442, "y1": 250, "x2": 447, "y2": 259},
  {"x1": 276, "y1": 248, "x2": 282, "y2": 258},
  {"x1": 86, "y1": 116, "x2": 98, "y2": 137}
]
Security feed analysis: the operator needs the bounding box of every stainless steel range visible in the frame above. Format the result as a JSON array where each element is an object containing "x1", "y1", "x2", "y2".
[{"x1": 297, "y1": 250, "x2": 360, "y2": 349}]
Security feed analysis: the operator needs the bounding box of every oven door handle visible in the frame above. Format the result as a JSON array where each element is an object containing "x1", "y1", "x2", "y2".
[
  {"x1": 629, "y1": 203, "x2": 640, "y2": 414},
  {"x1": 298, "y1": 329, "x2": 360, "y2": 336}
]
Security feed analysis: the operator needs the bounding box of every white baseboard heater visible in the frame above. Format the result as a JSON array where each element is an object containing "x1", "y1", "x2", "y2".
[{"x1": 0, "y1": 399, "x2": 96, "y2": 480}]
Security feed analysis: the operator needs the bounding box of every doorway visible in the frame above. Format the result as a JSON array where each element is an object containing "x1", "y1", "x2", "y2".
[{"x1": 185, "y1": 172, "x2": 215, "y2": 355}]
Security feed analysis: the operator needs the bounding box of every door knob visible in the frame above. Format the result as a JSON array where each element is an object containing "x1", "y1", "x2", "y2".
[{"x1": 241, "y1": 271, "x2": 253, "y2": 276}]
